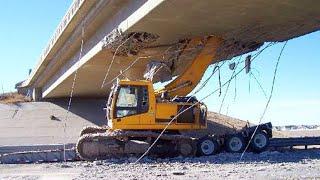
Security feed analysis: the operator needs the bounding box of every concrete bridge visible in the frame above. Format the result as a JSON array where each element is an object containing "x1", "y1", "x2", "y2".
[{"x1": 18, "y1": 0, "x2": 320, "y2": 100}]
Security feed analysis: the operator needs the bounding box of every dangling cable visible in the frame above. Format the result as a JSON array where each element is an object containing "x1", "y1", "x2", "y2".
[
  {"x1": 250, "y1": 71, "x2": 268, "y2": 99},
  {"x1": 63, "y1": 23, "x2": 85, "y2": 162},
  {"x1": 219, "y1": 61, "x2": 239, "y2": 113},
  {"x1": 218, "y1": 66, "x2": 222, "y2": 96},
  {"x1": 240, "y1": 41, "x2": 288, "y2": 161}
]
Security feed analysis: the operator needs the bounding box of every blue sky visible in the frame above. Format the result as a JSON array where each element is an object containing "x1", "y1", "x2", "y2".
[
  {"x1": 0, "y1": 0, "x2": 72, "y2": 91},
  {"x1": 0, "y1": 1, "x2": 319, "y2": 126}
]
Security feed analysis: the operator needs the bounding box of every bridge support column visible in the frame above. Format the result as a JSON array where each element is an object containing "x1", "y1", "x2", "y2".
[{"x1": 32, "y1": 87, "x2": 43, "y2": 101}]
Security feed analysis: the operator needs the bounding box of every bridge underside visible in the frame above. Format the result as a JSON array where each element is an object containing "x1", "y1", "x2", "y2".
[{"x1": 25, "y1": 0, "x2": 320, "y2": 99}]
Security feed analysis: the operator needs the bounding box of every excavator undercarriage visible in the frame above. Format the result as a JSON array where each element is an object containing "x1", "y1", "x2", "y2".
[{"x1": 77, "y1": 128, "x2": 197, "y2": 161}]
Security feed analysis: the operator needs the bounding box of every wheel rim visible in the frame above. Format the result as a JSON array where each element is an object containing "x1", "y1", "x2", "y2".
[
  {"x1": 200, "y1": 140, "x2": 215, "y2": 155},
  {"x1": 253, "y1": 133, "x2": 267, "y2": 148},
  {"x1": 180, "y1": 142, "x2": 193, "y2": 156},
  {"x1": 229, "y1": 137, "x2": 243, "y2": 152}
]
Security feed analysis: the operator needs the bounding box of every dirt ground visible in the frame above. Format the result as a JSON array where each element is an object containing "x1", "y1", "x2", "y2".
[
  {"x1": 1, "y1": 149, "x2": 320, "y2": 180},
  {"x1": 0, "y1": 93, "x2": 30, "y2": 104}
]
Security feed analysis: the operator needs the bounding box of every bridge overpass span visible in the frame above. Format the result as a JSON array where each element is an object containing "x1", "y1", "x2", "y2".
[{"x1": 18, "y1": 0, "x2": 320, "y2": 100}]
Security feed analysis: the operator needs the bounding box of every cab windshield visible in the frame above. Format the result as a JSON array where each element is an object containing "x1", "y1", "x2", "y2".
[
  {"x1": 115, "y1": 86, "x2": 138, "y2": 118},
  {"x1": 116, "y1": 87, "x2": 138, "y2": 107},
  {"x1": 112, "y1": 85, "x2": 149, "y2": 118}
]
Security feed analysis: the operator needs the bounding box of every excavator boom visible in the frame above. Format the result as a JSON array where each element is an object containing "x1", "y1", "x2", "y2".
[{"x1": 155, "y1": 36, "x2": 223, "y2": 97}]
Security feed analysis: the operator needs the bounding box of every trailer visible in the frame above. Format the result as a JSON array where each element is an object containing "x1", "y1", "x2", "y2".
[
  {"x1": 197, "y1": 122, "x2": 320, "y2": 156},
  {"x1": 197, "y1": 122, "x2": 273, "y2": 155}
]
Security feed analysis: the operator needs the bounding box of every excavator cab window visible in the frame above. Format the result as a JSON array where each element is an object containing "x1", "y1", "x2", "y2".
[
  {"x1": 114, "y1": 85, "x2": 149, "y2": 118},
  {"x1": 116, "y1": 86, "x2": 138, "y2": 118},
  {"x1": 141, "y1": 87, "x2": 149, "y2": 112}
]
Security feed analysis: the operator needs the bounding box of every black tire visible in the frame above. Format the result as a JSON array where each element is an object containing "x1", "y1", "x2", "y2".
[
  {"x1": 250, "y1": 131, "x2": 269, "y2": 152},
  {"x1": 177, "y1": 139, "x2": 197, "y2": 157},
  {"x1": 197, "y1": 137, "x2": 220, "y2": 156},
  {"x1": 225, "y1": 134, "x2": 246, "y2": 153}
]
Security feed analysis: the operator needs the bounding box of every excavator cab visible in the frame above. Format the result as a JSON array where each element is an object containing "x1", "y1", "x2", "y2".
[
  {"x1": 106, "y1": 79, "x2": 207, "y2": 131},
  {"x1": 106, "y1": 80, "x2": 154, "y2": 129}
]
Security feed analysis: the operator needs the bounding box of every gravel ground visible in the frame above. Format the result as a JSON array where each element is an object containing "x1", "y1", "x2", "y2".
[{"x1": 1, "y1": 150, "x2": 320, "y2": 180}]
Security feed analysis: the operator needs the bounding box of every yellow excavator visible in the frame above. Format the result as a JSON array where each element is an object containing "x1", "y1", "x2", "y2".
[{"x1": 76, "y1": 36, "x2": 273, "y2": 160}]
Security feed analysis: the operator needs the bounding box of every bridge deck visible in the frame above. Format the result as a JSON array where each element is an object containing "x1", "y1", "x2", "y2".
[{"x1": 20, "y1": 0, "x2": 320, "y2": 99}]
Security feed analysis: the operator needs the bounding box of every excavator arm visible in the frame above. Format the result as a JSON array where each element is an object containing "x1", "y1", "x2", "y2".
[{"x1": 155, "y1": 36, "x2": 223, "y2": 97}]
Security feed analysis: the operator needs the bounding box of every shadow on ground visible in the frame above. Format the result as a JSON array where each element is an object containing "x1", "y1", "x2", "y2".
[{"x1": 49, "y1": 98, "x2": 108, "y2": 126}]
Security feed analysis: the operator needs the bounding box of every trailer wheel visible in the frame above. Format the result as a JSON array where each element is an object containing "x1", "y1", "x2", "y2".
[
  {"x1": 226, "y1": 134, "x2": 246, "y2": 153},
  {"x1": 177, "y1": 139, "x2": 196, "y2": 157},
  {"x1": 197, "y1": 137, "x2": 219, "y2": 156},
  {"x1": 250, "y1": 131, "x2": 269, "y2": 152}
]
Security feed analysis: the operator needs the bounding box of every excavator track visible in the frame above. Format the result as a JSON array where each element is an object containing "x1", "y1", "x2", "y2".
[
  {"x1": 79, "y1": 126, "x2": 109, "y2": 136},
  {"x1": 76, "y1": 129, "x2": 197, "y2": 161}
]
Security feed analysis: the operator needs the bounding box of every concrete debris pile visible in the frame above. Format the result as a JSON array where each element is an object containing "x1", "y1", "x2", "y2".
[
  {"x1": 103, "y1": 30, "x2": 159, "y2": 56},
  {"x1": 101, "y1": 32, "x2": 265, "y2": 86},
  {"x1": 216, "y1": 39, "x2": 263, "y2": 60},
  {"x1": 1, "y1": 150, "x2": 320, "y2": 179}
]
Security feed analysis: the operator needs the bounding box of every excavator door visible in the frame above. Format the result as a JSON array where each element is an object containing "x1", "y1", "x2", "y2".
[{"x1": 108, "y1": 81, "x2": 154, "y2": 128}]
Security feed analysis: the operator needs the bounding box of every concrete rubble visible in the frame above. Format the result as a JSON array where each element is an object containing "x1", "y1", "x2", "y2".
[{"x1": 1, "y1": 150, "x2": 320, "y2": 179}]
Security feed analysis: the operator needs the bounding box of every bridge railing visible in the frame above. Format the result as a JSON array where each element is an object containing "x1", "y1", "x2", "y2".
[
  {"x1": 23, "y1": 0, "x2": 85, "y2": 87},
  {"x1": 40, "y1": 0, "x2": 85, "y2": 62}
]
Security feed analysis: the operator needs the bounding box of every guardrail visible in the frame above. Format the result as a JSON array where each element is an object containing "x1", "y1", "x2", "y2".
[
  {"x1": 0, "y1": 144, "x2": 75, "y2": 154},
  {"x1": 0, "y1": 144, "x2": 77, "y2": 164},
  {"x1": 40, "y1": 0, "x2": 85, "y2": 63},
  {"x1": 23, "y1": 0, "x2": 86, "y2": 87}
]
